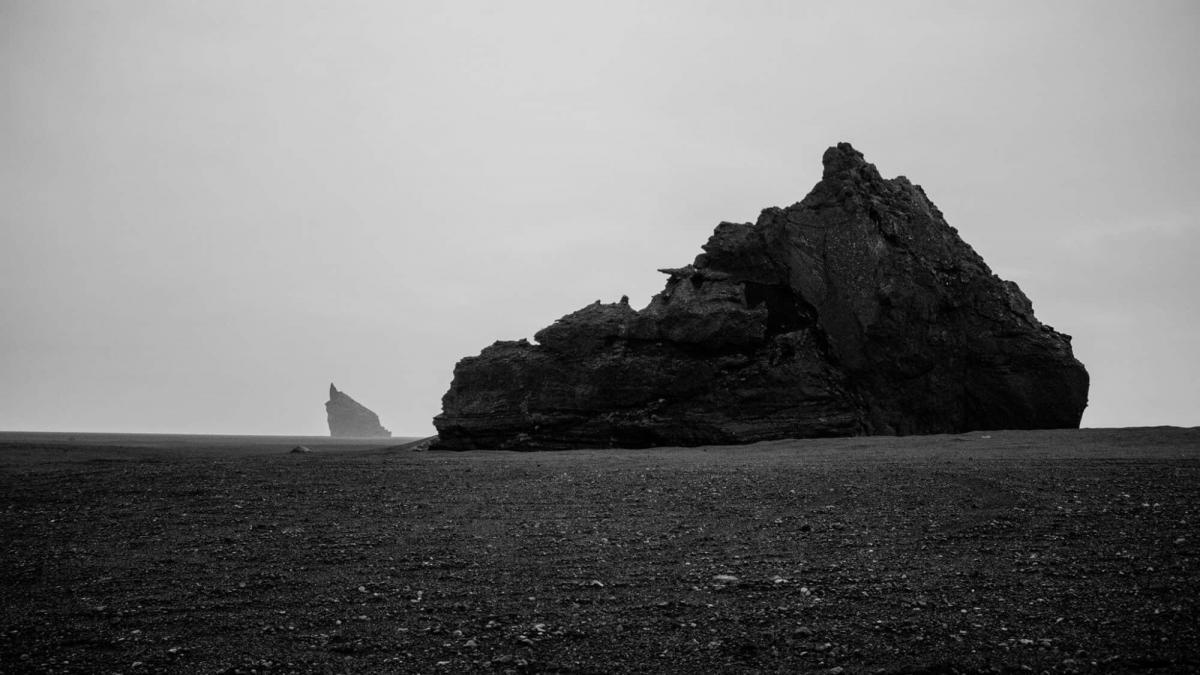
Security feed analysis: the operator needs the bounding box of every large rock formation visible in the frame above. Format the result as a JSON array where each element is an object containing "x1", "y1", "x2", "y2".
[
  {"x1": 326, "y1": 383, "x2": 391, "y2": 438},
  {"x1": 434, "y1": 143, "x2": 1089, "y2": 450}
]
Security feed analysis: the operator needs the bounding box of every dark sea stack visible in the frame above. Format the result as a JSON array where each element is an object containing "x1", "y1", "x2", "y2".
[
  {"x1": 326, "y1": 383, "x2": 391, "y2": 438},
  {"x1": 434, "y1": 143, "x2": 1089, "y2": 450}
]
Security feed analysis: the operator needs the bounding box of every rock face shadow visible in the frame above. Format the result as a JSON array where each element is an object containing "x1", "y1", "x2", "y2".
[{"x1": 434, "y1": 143, "x2": 1089, "y2": 451}]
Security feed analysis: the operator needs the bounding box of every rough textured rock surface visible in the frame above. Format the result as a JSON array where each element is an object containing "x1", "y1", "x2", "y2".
[
  {"x1": 434, "y1": 143, "x2": 1089, "y2": 450},
  {"x1": 326, "y1": 384, "x2": 391, "y2": 438}
]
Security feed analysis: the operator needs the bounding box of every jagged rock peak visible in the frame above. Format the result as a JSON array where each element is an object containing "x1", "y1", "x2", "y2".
[
  {"x1": 821, "y1": 141, "x2": 879, "y2": 180},
  {"x1": 326, "y1": 383, "x2": 391, "y2": 438},
  {"x1": 433, "y1": 143, "x2": 1089, "y2": 451}
]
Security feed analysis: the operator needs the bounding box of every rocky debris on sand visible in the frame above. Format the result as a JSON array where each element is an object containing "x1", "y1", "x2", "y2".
[
  {"x1": 326, "y1": 383, "x2": 391, "y2": 438},
  {"x1": 434, "y1": 143, "x2": 1089, "y2": 450},
  {"x1": 405, "y1": 437, "x2": 435, "y2": 452}
]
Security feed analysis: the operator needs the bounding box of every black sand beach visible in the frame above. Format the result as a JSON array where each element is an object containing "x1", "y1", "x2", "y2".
[{"x1": 2, "y1": 428, "x2": 1198, "y2": 673}]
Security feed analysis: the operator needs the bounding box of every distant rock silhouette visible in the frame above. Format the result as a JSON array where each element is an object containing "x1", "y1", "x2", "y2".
[
  {"x1": 326, "y1": 384, "x2": 391, "y2": 438},
  {"x1": 434, "y1": 143, "x2": 1089, "y2": 450},
  {"x1": 290, "y1": 445, "x2": 312, "y2": 454}
]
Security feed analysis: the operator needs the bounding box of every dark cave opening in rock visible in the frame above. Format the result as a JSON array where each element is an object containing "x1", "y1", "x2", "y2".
[{"x1": 744, "y1": 281, "x2": 814, "y2": 334}]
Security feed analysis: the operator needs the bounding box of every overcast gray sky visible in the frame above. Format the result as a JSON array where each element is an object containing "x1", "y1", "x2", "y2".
[{"x1": 2, "y1": 1, "x2": 1197, "y2": 436}]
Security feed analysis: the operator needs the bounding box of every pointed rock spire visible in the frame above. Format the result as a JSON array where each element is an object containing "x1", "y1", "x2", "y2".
[{"x1": 326, "y1": 384, "x2": 391, "y2": 438}]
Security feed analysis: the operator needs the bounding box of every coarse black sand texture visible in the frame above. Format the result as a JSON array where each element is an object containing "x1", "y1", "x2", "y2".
[{"x1": 2, "y1": 428, "x2": 1197, "y2": 673}]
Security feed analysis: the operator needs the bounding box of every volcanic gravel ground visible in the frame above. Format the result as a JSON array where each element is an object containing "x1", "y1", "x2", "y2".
[{"x1": 1, "y1": 428, "x2": 1198, "y2": 674}]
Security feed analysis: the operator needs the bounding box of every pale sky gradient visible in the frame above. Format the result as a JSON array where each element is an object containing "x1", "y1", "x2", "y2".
[{"x1": 2, "y1": 1, "x2": 1198, "y2": 436}]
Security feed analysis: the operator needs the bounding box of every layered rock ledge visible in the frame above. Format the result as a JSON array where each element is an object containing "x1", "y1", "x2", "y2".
[{"x1": 434, "y1": 143, "x2": 1089, "y2": 450}]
